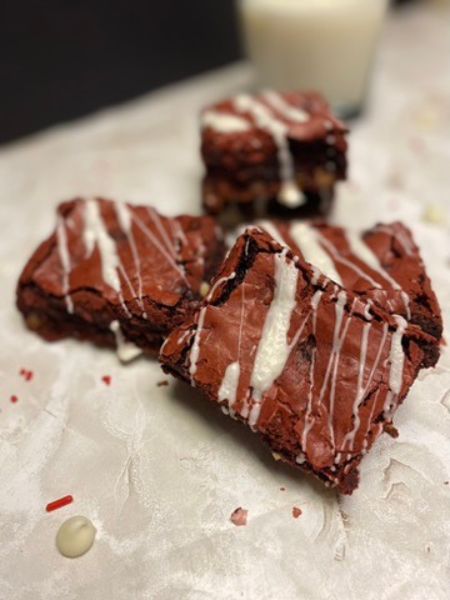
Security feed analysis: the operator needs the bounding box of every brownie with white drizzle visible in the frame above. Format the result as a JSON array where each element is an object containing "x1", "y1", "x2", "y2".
[
  {"x1": 258, "y1": 220, "x2": 442, "y2": 365},
  {"x1": 200, "y1": 91, "x2": 348, "y2": 217},
  {"x1": 160, "y1": 228, "x2": 439, "y2": 494},
  {"x1": 17, "y1": 197, "x2": 225, "y2": 359}
]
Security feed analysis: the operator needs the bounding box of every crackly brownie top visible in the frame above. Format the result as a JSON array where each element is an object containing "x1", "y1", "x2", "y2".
[
  {"x1": 161, "y1": 228, "x2": 434, "y2": 493},
  {"x1": 257, "y1": 220, "x2": 443, "y2": 345},
  {"x1": 201, "y1": 90, "x2": 348, "y2": 208},
  {"x1": 18, "y1": 197, "x2": 223, "y2": 325}
]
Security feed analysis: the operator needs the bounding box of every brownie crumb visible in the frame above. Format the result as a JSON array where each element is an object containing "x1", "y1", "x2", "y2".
[
  {"x1": 444, "y1": 481, "x2": 449, "y2": 485},
  {"x1": 292, "y1": 506, "x2": 302, "y2": 519},
  {"x1": 230, "y1": 507, "x2": 248, "y2": 527},
  {"x1": 279, "y1": 487, "x2": 286, "y2": 492},
  {"x1": 383, "y1": 422, "x2": 399, "y2": 438},
  {"x1": 157, "y1": 380, "x2": 169, "y2": 387}
]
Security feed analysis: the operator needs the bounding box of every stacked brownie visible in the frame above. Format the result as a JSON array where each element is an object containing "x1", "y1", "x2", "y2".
[
  {"x1": 201, "y1": 90, "x2": 348, "y2": 217},
  {"x1": 16, "y1": 89, "x2": 443, "y2": 494}
]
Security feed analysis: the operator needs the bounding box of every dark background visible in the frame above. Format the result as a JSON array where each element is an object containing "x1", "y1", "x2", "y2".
[
  {"x1": 0, "y1": 0, "x2": 242, "y2": 144},
  {"x1": 1, "y1": 0, "x2": 416, "y2": 145}
]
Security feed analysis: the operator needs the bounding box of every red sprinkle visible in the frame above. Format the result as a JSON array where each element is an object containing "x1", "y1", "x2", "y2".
[
  {"x1": 292, "y1": 506, "x2": 302, "y2": 519},
  {"x1": 10, "y1": 395, "x2": 18, "y2": 404},
  {"x1": 230, "y1": 507, "x2": 248, "y2": 527},
  {"x1": 45, "y1": 495, "x2": 74, "y2": 512},
  {"x1": 102, "y1": 375, "x2": 112, "y2": 386},
  {"x1": 19, "y1": 368, "x2": 33, "y2": 382}
]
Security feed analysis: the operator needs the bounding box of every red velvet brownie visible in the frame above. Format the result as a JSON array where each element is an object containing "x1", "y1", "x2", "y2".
[
  {"x1": 17, "y1": 197, "x2": 225, "y2": 359},
  {"x1": 201, "y1": 91, "x2": 348, "y2": 217},
  {"x1": 258, "y1": 220, "x2": 442, "y2": 363},
  {"x1": 160, "y1": 228, "x2": 438, "y2": 494}
]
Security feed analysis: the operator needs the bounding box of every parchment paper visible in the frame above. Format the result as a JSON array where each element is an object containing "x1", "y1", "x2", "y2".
[{"x1": 0, "y1": 6, "x2": 449, "y2": 599}]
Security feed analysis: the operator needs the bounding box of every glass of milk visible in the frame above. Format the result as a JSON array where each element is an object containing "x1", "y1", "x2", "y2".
[{"x1": 238, "y1": 0, "x2": 389, "y2": 117}]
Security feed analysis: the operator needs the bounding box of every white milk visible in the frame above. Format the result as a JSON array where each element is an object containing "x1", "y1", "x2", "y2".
[{"x1": 239, "y1": 0, "x2": 389, "y2": 115}]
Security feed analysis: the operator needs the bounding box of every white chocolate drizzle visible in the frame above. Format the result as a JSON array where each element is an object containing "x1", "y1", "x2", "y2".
[
  {"x1": 189, "y1": 272, "x2": 237, "y2": 385},
  {"x1": 257, "y1": 220, "x2": 286, "y2": 246},
  {"x1": 201, "y1": 111, "x2": 251, "y2": 133},
  {"x1": 383, "y1": 315, "x2": 408, "y2": 415},
  {"x1": 248, "y1": 249, "x2": 299, "y2": 429},
  {"x1": 56, "y1": 216, "x2": 74, "y2": 313},
  {"x1": 262, "y1": 90, "x2": 309, "y2": 123},
  {"x1": 289, "y1": 223, "x2": 343, "y2": 285},
  {"x1": 218, "y1": 362, "x2": 241, "y2": 415},
  {"x1": 110, "y1": 320, "x2": 142, "y2": 363},
  {"x1": 114, "y1": 201, "x2": 147, "y2": 319},
  {"x1": 301, "y1": 289, "x2": 323, "y2": 451},
  {"x1": 346, "y1": 230, "x2": 406, "y2": 295},
  {"x1": 234, "y1": 94, "x2": 305, "y2": 208},
  {"x1": 83, "y1": 199, "x2": 122, "y2": 292}
]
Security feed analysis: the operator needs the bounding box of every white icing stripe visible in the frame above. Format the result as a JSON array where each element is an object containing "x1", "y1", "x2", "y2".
[
  {"x1": 289, "y1": 223, "x2": 343, "y2": 285},
  {"x1": 56, "y1": 216, "x2": 74, "y2": 314},
  {"x1": 257, "y1": 220, "x2": 287, "y2": 246},
  {"x1": 383, "y1": 315, "x2": 408, "y2": 415},
  {"x1": 201, "y1": 111, "x2": 251, "y2": 133},
  {"x1": 189, "y1": 272, "x2": 237, "y2": 385},
  {"x1": 248, "y1": 250, "x2": 299, "y2": 429},
  {"x1": 401, "y1": 291, "x2": 411, "y2": 321},
  {"x1": 341, "y1": 321, "x2": 371, "y2": 451},
  {"x1": 301, "y1": 289, "x2": 323, "y2": 451},
  {"x1": 114, "y1": 200, "x2": 132, "y2": 233},
  {"x1": 262, "y1": 90, "x2": 309, "y2": 123},
  {"x1": 113, "y1": 201, "x2": 147, "y2": 319},
  {"x1": 364, "y1": 323, "x2": 389, "y2": 393},
  {"x1": 317, "y1": 235, "x2": 382, "y2": 289},
  {"x1": 388, "y1": 316, "x2": 407, "y2": 395},
  {"x1": 218, "y1": 362, "x2": 241, "y2": 414},
  {"x1": 189, "y1": 307, "x2": 207, "y2": 385},
  {"x1": 346, "y1": 231, "x2": 402, "y2": 291},
  {"x1": 234, "y1": 94, "x2": 305, "y2": 208},
  {"x1": 323, "y1": 293, "x2": 352, "y2": 447},
  {"x1": 147, "y1": 208, "x2": 177, "y2": 258},
  {"x1": 83, "y1": 199, "x2": 122, "y2": 292},
  {"x1": 110, "y1": 320, "x2": 142, "y2": 363},
  {"x1": 131, "y1": 212, "x2": 188, "y2": 284},
  {"x1": 363, "y1": 299, "x2": 373, "y2": 320}
]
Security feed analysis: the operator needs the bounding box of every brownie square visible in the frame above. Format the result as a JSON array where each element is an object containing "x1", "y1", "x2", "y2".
[
  {"x1": 200, "y1": 90, "x2": 348, "y2": 218},
  {"x1": 17, "y1": 197, "x2": 225, "y2": 359},
  {"x1": 160, "y1": 228, "x2": 438, "y2": 494},
  {"x1": 258, "y1": 219, "x2": 442, "y2": 364}
]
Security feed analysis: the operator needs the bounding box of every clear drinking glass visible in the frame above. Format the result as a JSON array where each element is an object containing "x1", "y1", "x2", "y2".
[{"x1": 238, "y1": 0, "x2": 389, "y2": 118}]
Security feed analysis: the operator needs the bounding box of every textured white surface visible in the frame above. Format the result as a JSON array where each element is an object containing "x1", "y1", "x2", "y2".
[{"x1": 0, "y1": 5, "x2": 449, "y2": 599}]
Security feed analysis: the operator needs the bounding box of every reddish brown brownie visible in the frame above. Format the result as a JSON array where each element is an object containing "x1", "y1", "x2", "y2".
[
  {"x1": 258, "y1": 219, "x2": 442, "y2": 362},
  {"x1": 201, "y1": 90, "x2": 348, "y2": 217},
  {"x1": 160, "y1": 228, "x2": 439, "y2": 494},
  {"x1": 17, "y1": 197, "x2": 225, "y2": 359}
]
